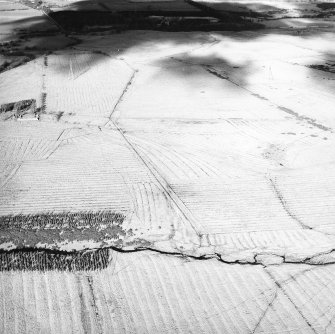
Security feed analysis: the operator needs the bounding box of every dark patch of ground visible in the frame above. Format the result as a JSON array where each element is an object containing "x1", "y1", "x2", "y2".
[
  {"x1": 48, "y1": 10, "x2": 264, "y2": 33},
  {"x1": 0, "y1": 55, "x2": 34, "y2": 73},
  {"x1": 308, "y1": 63, "x2": 335, "y2": 74},
  {"x1": 0, "y1": 211, "x2": 129, "y2": 250},
  {"x1": 0, "y1": 32, "x2": 78, "y2": 74},
  {"x1": 0, "y1": 39, "x2": 35, "y2": 73},
  {"x1": 317, "y1": 3, "x2": 335, "y2": 10},
  {"x1": 0, "y1": 99, "x2": 35, "y2": 113},
  {"x1": 0, "y1": 248, "x2": 110, "y2": 271}
]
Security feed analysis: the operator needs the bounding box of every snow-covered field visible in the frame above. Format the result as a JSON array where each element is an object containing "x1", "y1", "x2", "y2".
[{"x1": 1, "y1": 0, "x2": 335, "y2": 333}]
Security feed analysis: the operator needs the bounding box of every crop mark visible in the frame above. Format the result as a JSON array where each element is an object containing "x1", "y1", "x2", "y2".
[
  {"x1": 131, "y1": 139, "x2": 197, "y2": 179},
  {"x1": 131, "y1": 182, "x2": 176, "y2": 229},
  {"x1": 167, "y1": 34, "x2": 219, "y2": 62},
  {"x1": 68, "y1": 53, "x2": 97, "y2": 80},
  {"x1": 103, "y1": 69, "x2": 203, "y2": 234},
  {"x1": 204, "y1": 65, "x2": 332, "y2": 132},
  {"x1": 56, "y1": 129, "x2": 67, "y2": 141},
  {"x1": 45, "y1": 142, "x2": 61, "y2": 159},
  {"x1": 126, "y1": 134, "x2": 220, "y2": 179},
  {"x1": 252, "y1": 288, "x2": 278, "y2": 333},
  {"x1": 0, "y1": 138, "x2": 62, "y2": 162},
  {"x1": 39, "y1": 55, "x2": 48, "y2": 115},
  {"x1": 106, "y1": 69, "x2": 137, "y2": 123},
  {"x1": 0, "y1": 164, "x2": 22, "y2": 189},
  {"x1": 87, "y1": 276, "x2": 103, "y2": 334},
  {"x1": 277, "y1": 106, "x2": 331, "y2": 132},
  {"x1": 265, "y1": 269, "x2": 318, "y2": 334},
  {"x1": 98, "y1": 2, "x2": 110, "y2": 11},
  {"x1": 268, "y1": 178, "x2": 313, "y2": 230},
  {"x1": 134, "y1": 144, "x2": 185, "y2": 180},
  {"x1": 110, "y1": 120, "x2": 203, "y2": 237},
  {"x1": 77, "y1": 276, "x2": 91, "y2": 334}
]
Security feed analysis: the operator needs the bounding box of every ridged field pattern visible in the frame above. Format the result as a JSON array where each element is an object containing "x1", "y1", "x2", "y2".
[{"x1": 1, "y1": 251, "x2": 330, "y2": 333}]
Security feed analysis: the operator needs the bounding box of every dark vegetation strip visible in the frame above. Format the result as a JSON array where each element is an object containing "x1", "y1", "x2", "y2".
[
  {"x1": 185, "y1": 0, "x2": 266, "y2": 19},
  {"x1": 0, "y1": 211, "x2": 129, "y2": 271},
  {"x1": 0, "y1": 212, "x2": 130, "y2": 253},
  {"x1": 0, "y1": 248, "x2": 109, "y2": 271},
  {"x1": 317, "y1": 3, "x2": 335, "y2": 10},
  {"x1": 48, "y1": 10, "x2": 264, "y2": 32},
  {"x1": 0, "y1": 33, "x2": 79, "y2": 74},
  {"x1": 0, "y1": 56, "x2": 34, "y2": 73},
  {"x1": 0, "y1": 99, "x2": 36, "y2": 114},
  {"x1": 0, "y1": 211, "x2": 125, "y2": 229},
  {"x1": 308, "y1": 63, "x2": 335, "y2": 74}
]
